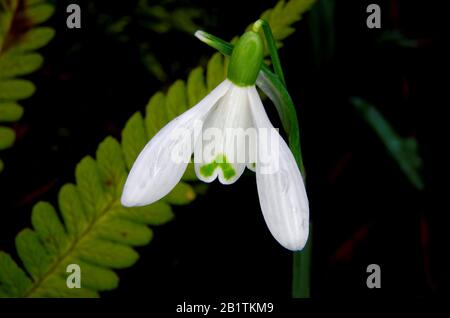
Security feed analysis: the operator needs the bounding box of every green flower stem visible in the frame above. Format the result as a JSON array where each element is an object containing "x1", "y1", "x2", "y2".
[
  {"x1": 254, "y1": 19, "x2": 286, "y2": 86},
  {"x1": 196, "y1": 25, "x2": 311, "y2": 298},
  {"x1": 292, "y1": 229, "x2": 312, "y2": 297}
]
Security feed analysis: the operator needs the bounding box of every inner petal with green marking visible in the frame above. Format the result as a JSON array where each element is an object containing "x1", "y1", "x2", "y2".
[
  {"x1": 199, "y1": 154, "x2": 236, "y2": 181},
  {"x1": 193, "y1": 84, "x2": 251, "y2": 185}
]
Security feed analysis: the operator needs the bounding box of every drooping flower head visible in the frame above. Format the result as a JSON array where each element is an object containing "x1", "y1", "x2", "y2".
[{"x1": 121, "y1": 26, "x2": 309, "y2": 251}]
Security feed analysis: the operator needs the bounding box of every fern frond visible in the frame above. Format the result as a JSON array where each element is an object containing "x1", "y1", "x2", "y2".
[
  {"x1": 259, "y1": 0, "x2": 315, "y2": 49},
  {"x1": 0, "y1": 0, "x2": 55, "y2": 172},
  {"x1": 0, "y1": 0, "x2": 314, "y2": 297},
  {"x1": 0, "y1": 62, "x2": 215, "y2": 298},
  {"x1": 351, "y1": 97, "x2": 424, "y2": 190}
]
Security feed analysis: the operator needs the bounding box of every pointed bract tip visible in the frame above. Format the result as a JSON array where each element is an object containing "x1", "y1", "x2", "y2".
[
  {"x1": 252, "y1": 19, "x2": 263, "y2": 33},
  {"x1": 194, "y1": 30, "x2": 207, "y2": 42}
]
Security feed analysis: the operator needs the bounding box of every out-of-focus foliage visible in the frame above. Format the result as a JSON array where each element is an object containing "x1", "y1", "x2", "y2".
[
  {"x1": 99, "y1": 0, "x2": 202, "y2": 36},
  {"x1": 308, "y1": 0, "x2": 335, "y2": 66},
  {"x1": 137, "y1": 0, "x2": 202, "y2": 34},
  {"x1": 0, "y1": 0, "x2": 315, "y2": 298},
  {"x1": 0, "y1": 0, "x2": 55, "y2": 172},
  {"x1": 351, "y1": 97, "x2": 424, "y2": 190},
  {"x1": 378, "y1": 30, "x2": 418, "y2": 48},
  {"x1": 257, "y1": 0, "x2": 315, "y2": 51},
  {"x1": 91, "y1": 0, "x2": 204, "y2": 82}
]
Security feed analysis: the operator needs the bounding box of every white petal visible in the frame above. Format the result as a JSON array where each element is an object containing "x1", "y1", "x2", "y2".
[
  {"x1": 121, "y1": 80, "x2": 232, "y2": 206},
  {"x1": 194, "y1": 84, "x2": 254, "y2": 185},
  {"x1": 246, "y1": 162, "x2": 256, "y2": 172},
  {"x1": 248, "y1": 87, "x2": 309, "y2": 251}
]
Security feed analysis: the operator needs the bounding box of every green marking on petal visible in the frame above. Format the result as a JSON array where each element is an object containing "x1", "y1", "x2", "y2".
[
  {"x1": 221, "y1": 163, "x2": 236, "y2": 180},
  {"x1": 199, "y1": 162, "x2": 216, "y2": 177},
  {"x1": 199, "y1": 154, "x2": 236, "y2": 181}
]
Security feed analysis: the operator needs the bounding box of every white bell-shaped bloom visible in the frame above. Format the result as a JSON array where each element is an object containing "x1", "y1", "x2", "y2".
[
  {"x1": 121, "y1": 29, "x2": 309, "y2": 251},
  {"x1": 121, "y1": 79, "x2": 309, "y2": 251}
]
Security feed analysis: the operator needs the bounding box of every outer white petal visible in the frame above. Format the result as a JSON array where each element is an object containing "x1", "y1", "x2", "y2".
[
  {"x1": 248, "y1": 87, "x2": 309, "y2": 251},
  {"x1": 194, "y1": 84, "x2": 253, "y2": 185},
  {"x1": 121, "y1": 80, "x2": 232, "y2": 206}
]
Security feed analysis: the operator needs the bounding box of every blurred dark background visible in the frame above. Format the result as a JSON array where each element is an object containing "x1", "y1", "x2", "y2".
[{"x1": 0, "y1": 0, "x2": 445, "y2": 297}]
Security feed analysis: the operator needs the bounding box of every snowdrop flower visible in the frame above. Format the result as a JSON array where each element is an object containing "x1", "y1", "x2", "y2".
[{"x1": 121, "y1": 28, "x2": 309, "y2": 251}]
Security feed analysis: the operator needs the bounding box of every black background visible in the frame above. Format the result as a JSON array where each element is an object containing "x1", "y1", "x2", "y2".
[{"x1": 0, "y1": 0, "x2": 446, "y2": 298}]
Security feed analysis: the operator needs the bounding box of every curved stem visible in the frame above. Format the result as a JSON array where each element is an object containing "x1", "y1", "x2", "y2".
[{"x1": 255, "y1": 19, "x2": 286, "y2": 87}]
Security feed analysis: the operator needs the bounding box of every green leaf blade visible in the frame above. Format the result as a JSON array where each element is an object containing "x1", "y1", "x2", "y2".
[
  {"x1": 118, "y1": 201, "x2": 174, "y2": 226},
  {"x1": 58, "y1": 184, "x2": 89, "y2": 238},
  {"x1": 73, "y1": 260, "x2": 119, "y2": 292},
  {"x1": 206, "y1": 52, "x2": 225, "y2": 91},
  {"x1": 0, "y1": 102, "x2": 23, "y2": 122},
  {"x1": 164, "y1": 182, "x2": 196, "y2": 205},
  {"x1": 15, "y1": 229, "x2": 52, "y2": 280},
  {"x1": 75, "y1": 156, "x2": 108, "y2": 220},
  {"x1": 31, "y1": 202, "x2": 69, "y2": 257},
  {"x1": 0, "y1": 126, "x2": 15, "y2": 149},
  {"x1": 10, "y1": 27, "x2": 55, "y2": 52},
  {"x1": 0, "y1": 52, "x2": 44, "y2": 79},
  {"x1": 166, "y1": 80, "x2": 188, "y2": 119},
  {"x1": 77, "y1": 239, "x2": 139, "y2": 269},
  {"x1": 0, "y1": 252, "x2": 32, "y2": 297},
  {"x1": 96, "y1": 137, "x2": 127, "y2": 196},
  {"x1": 121, "y1": 112, "x2": 148, "y2": 170},
  {"x1": 187, "y1": 66, "x2": 206, "y2": 107},
  {"x1": 93, "y1": 218, "x2": 153, "y2": 247},
  {"x1": 145, "y1": 91, "x2": 168, "y2": 139},
  {"x1": 0, "y1": 79, "x2": 35, "y2": 100}
]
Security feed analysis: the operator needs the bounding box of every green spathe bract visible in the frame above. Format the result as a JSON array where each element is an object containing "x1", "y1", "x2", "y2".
[{"x1": 227, "y1": 31, "x2": 263, "y2": 87}]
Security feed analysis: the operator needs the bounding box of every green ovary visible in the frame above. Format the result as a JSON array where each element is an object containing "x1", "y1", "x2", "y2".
[
  {"x1": 199, "y1": 154, "x2": 236, "y2": 180},
  {"x1": 227, "y1": 30, "x2": 263, "y2": 87}
]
